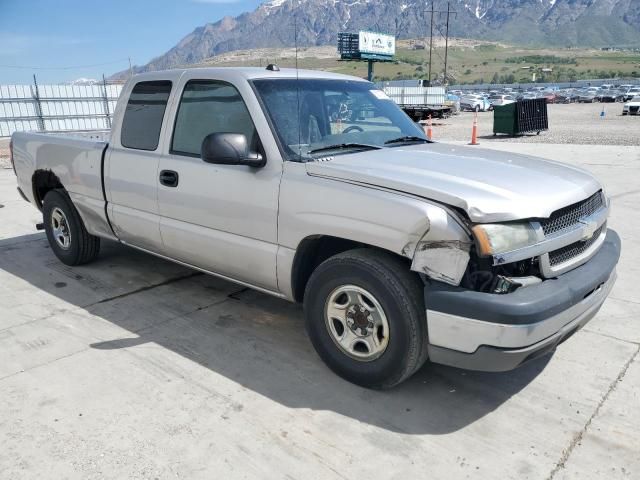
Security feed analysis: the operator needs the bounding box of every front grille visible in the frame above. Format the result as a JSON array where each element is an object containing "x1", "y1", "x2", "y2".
[
  {"x1": 548, "y1": 226, "x2": 603, "y2": 266},
  {"x1": 541, "y1": 191, "x2": 604, "y2": 236}
]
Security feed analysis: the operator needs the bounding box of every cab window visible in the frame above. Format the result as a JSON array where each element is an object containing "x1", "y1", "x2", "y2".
[{"x1": 121, "y1": 81, "x2": 172, "y2": 151}]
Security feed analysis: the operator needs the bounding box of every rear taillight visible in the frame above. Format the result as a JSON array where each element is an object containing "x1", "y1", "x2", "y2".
[{"x1": 9, "y1": 138, "x2": 16, "y2": 175}]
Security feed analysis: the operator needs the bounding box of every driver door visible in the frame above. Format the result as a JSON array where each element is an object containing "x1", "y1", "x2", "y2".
[{"x1": 157, "y1": 76, "x2": 282, "y2": 291}]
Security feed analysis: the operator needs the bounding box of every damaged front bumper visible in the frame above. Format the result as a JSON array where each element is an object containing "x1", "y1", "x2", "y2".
[{"x1": 424, "y1": 229, "x2": 621, "y2": 372}]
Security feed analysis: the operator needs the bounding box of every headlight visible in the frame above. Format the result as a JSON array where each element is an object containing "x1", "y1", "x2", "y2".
[{"x1": 472, "y1": 223, "x2": 538, "y2": 256}]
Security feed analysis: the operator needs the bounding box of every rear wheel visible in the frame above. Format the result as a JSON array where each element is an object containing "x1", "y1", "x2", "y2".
[
  {"x1": 303, "y1": 249, "x2": 428, "y2": 389},
  {"x1": 43, "y1": 189, "x2": 100, "y2": 266}
]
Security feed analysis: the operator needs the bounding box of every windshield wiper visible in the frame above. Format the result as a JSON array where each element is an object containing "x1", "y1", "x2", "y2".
[
  {"x1": 384, "y1": 136, "x2": 431, "y2": 145},
  {"x1": 308, "y1": 143, "x2": 382, "y2": 155}
]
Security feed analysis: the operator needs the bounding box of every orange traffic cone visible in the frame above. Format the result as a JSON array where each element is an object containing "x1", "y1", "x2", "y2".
[
  {"x1": 426, "y1": 115, "x2": 433, "y2": 140},
  {"x1": 469, "y1": 112, "x2": 479, "y2": 145}
]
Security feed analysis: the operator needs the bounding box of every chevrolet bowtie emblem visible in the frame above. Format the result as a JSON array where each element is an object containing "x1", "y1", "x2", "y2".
[{"x1": 579, "y1": 219, "x2": 598, "y2": 241}]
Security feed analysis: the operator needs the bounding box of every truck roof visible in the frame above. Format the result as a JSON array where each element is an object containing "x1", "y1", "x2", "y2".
[{"x1": 128, "y1": 67, "x2": 368, "y2": 83}]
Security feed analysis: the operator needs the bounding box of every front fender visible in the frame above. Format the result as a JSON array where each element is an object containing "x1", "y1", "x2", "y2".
[{"x1": 278, "y1": 162, "x2": 472, "y2": 286}]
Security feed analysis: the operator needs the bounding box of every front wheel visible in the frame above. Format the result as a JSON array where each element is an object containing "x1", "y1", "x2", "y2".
[
  {"x1": 43, "y1": 189, "x2": 100, "y2": 266},
  {"x1": 303, "y1": 249, "x2": 428, "y2": 389}
]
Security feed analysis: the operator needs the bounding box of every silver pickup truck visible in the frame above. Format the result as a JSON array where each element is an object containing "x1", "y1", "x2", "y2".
[{"x1": 10, "y1": 67, "x2": 620, "y2": 388}]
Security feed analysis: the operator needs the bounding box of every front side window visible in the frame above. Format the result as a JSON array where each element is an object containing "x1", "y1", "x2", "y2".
[
  {"x1": 171, "y1": 80, "x2": 258, "y2": 156},
  {"x1": 121, "y1": 81, "x2": 172, "y2": 151},
  {"x1": 253, "y1": 79, "x2": 426, "y2": 161}
]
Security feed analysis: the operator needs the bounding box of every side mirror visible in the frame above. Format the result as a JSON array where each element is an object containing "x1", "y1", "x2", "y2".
[{"x1": 201, "y1": 133, "x2": 265, "y2": 167}]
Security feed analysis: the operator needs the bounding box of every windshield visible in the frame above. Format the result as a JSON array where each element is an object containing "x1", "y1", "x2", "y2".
[{"x1": 252, "y1": 78, "x2": 427, "y2": 161}]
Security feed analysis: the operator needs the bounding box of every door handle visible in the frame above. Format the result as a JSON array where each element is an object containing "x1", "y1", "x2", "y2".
[{"x1": 159, "y1": 170, "x2": 179, "y2": 187}]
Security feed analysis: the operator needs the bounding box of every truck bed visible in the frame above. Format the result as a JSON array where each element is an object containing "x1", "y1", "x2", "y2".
[{"x1": 12, "y1": 130, "x2": 114, "y2": 240}]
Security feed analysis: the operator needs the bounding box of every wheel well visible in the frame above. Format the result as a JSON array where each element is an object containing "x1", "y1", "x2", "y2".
[
  {"x1": 32, "y1": 170, "x2": 64, "y2": 209},
  {"x1": 291, "y1": 236, "x2": 362, "y2": 302},
  {"x1": 290, "y1": 236, "x2": 412, "y2": 303}
]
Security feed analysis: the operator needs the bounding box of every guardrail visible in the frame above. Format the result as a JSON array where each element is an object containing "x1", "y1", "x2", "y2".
[{"x1": 0, "y1": 77, "x2": 123, "y2": 137}]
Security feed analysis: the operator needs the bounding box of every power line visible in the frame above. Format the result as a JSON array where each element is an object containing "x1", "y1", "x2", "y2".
[
  {"x1": 431, "y1": 5, "x2": 456, "y2": 83},
  {"x1": 423, "y1": 0, "x2": 452, "y2": 84},
  {"x1": 0, "y1": 58, "x2": 131, "y2": 70}
]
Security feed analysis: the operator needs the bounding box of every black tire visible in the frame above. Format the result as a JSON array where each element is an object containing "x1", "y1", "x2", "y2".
[
  {"x1": 43, "y1": 189, "x2": 100, "y2": 266},
  {"x1": 474, "y1": 105, "x2": 480, "y2": 112},
  {"x1": 303, "y1": 249, "x2": 428, "y2": 389}
]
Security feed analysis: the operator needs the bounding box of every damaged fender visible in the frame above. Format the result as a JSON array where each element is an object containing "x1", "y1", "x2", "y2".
[{"x1": 406, "y1": 207, "x2": 472, "y2": 286}]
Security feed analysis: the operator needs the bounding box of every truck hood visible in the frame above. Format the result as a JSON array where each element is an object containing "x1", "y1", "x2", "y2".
[{"x1": 305, "y1": 143, "x2": 601, "y2": 223}]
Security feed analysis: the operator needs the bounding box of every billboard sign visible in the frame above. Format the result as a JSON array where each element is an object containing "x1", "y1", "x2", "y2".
[{"x1": 358, "y1": 31, "x2": 395, "y2": 57}]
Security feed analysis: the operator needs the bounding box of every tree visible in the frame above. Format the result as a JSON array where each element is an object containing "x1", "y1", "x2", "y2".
[{"x1": 490, "y1": 72, "x2": 500, "y2": 84}]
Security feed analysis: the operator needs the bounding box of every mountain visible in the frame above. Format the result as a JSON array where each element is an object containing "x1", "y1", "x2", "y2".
[{"x1": 116, "y1": 0, "x2": 640, "y2": 77}]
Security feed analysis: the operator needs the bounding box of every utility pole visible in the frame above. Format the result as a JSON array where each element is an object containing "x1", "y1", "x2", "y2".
[
  {"x1": 444, "y1": 2, "x2": 450, "y2": 85},
  {"x1": 428, "y1": 1, "x2": 434, "y2": 86},
  {"x1": 128, "y1": 57, "x2": 133, "y2": 78},
  {"x1": 425, "y1": 2, "x2": 456, "y2": 86}
]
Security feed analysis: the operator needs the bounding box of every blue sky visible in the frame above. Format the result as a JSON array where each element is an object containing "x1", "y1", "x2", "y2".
[{"x1": 0, "y1": 0, "x2": 265, "y2": 84}]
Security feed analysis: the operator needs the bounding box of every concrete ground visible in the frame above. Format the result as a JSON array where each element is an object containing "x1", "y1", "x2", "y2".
[{"x1": 0, "y1": 143, "x2": 639, "y2": 479}]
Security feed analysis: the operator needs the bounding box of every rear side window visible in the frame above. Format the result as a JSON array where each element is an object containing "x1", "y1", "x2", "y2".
[
  {"x1": 171, "y1": 80, "x2": 258, "y2": 157},
  {"x1": 121, "y1": 81, "x2": 172, "y2": 151}
]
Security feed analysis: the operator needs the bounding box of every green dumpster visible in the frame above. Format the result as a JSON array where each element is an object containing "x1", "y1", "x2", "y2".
[{"x1": 493, "y1": 98, "x2": 548, "y2": 136}]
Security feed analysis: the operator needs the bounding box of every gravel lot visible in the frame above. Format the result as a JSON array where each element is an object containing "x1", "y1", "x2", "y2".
[{"x1": 431, "y1": 102, "x2": 639, "y2": 146}]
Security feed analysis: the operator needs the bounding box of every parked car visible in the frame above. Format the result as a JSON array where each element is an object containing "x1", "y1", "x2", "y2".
[
  {"x1": 555, "y1": 90, "x2": 579, "y2": 103},
  {"x1": 577, "y1": 90, "x2": 598, "y2": 103},
  {"x1": 488, "y1": 94, "x2": 516, "y2": 106},
  {"x1": 460, "y1": 94, "x2": 492, "y2": 112},
  {"x1": 622, "y1": 96, "x2": 640, "y2": 116},
  {"x1": 445, "y1": 93, "x2": 461, "y2": 114},
  {"x1": 10, "y1": 67, "x2": 620, "y2": 389},
  {"x1": 542, "y1": 91, "x2": 557, "y2": 104},
  {"x1": 622, "y1": 87, "x2": 640, "y2": 102},
  {"x1": 517, "y1": 92, "x2": 539, "y2": 101},
  {"x1": 597, "y1": 89, "x2": 625, "y2": 103}
]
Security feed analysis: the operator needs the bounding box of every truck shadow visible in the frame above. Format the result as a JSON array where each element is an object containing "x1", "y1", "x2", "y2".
[{"x1": 0, "y1": 233, "x2": 549, "y2": 435}]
